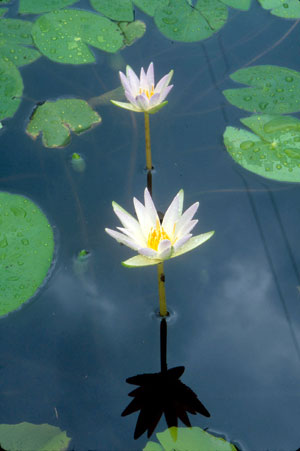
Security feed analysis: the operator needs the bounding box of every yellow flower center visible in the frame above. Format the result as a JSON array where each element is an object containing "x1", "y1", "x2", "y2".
[
  {"x1": 147, "y1": 219, "x2": 177, "y2": 251},
  {"x1": 139, "y1": 85, "x2": 155, "y2": 99}
]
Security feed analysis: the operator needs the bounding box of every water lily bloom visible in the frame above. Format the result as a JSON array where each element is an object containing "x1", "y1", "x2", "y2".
[
  {"x1": 111, "y1": 62, "x2": 173, "y2": 114},
  {"x1": 105, "y1": 188, "x2": 214, "y2": 267}
]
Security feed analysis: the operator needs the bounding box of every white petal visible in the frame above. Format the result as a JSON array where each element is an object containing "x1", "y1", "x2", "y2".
[
  {"x1": 136, "y1": 93, "x2": 150, "y2": 111},
  {"x1": 144, "y1": 188, "x2": 159, "y2": 227},
  {"x1": 162, "y1": 189, "x2": 184, "y2": 237},
  {"x1": 172, "y1": 234, "x2": 192, "y2": 252},
  {"x1": 175, "y1": 202, "x2": 199, "y2": 236},
  {"x1": 105, "y1": 228, "x2": 140, "y2": 250},
  {"x1": 171, "y1": 231, "x2": 214, "y2": 258},
  {"x1": 126, "y1": 65, "x2": 140, "y2": 95},
  {"x1": 117, "y1": 227, "x2": 147, "y2": 246},
  {"x1": 112, "y1": 202, "x2": 145, "y2": 243},
  {"x1": 176, "y1": 219, "x2": 198, "y2": 239},
  {"x1": 146, "y1": 62, "x2": 154, "y2": 88},
  {"x1": 140, "y1": 67, "x2": 148, "y2": 91},
  {"x1": 159, "y1": 84, "x2": 173, "y2": 103},
  {"x1": 111, "y1": 100, "x2": 142, "y2": 112},
  {"x1": 138, "y1": 247, "x2": 158, "y2": 258},
  {"x1": 119, "y1": 71, "x2": 131, "y2": 94},
  {"x1": 148, "y1": 101, "x2": 168, "y2": 114},
  {"x1": 124, "y1": 90, "x2": 139, "y2": 107},
  {"x1": 157, "y1": 239, "x2": 172, "y2": 259},
  {"x1": 122, "y1": 255, "x2": 161, "y2": 267},
  {"x1": 154, "y1": 69, "x2": 173, "y2": 94},
  {"x1": 133, "y1": 197, "x2": 152, "y2": 237},
  {"x1": 148, "y1": 92, "x2": 161, "y2": 107}
]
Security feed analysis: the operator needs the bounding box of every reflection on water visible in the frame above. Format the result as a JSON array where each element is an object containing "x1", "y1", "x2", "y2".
[{"x1": 122, "y1": 318, "x2": 210, "y2": 439}]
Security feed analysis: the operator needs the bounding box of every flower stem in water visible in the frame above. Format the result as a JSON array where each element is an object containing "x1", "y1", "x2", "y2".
[
  {"x1": 144, "y1": 112, "x2": 152, "y2": 171},
  {"x1": 157, "y1": 262, "x2": 167, "y2": 317}
]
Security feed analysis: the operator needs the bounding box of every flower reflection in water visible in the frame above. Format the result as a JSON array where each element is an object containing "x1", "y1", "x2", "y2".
[{"x1": 122, "y1": 319, "x2": 210, "y2": 439}]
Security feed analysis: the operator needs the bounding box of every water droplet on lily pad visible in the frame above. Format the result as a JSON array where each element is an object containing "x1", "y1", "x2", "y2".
[
  {"x1": 240, "y1": 140, "x2": 255, "y2": 150},
  {"x1": 285, "y1": 76, "x2": 293, "y2": 82},
  {"x1": 259, "y1": 102, "x2": 268, "y2": 110},
  {"x1": 243, "y1": 96, "x2": 252, "y2": 101}
]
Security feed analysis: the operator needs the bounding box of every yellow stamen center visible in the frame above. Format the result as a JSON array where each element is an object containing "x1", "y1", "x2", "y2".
[
  {"x1": 139, "y1": 85, "x2": 155, "y2": 99},
  {"x1": 147, "y1": 219, "x2": 174, "y2": 251}
]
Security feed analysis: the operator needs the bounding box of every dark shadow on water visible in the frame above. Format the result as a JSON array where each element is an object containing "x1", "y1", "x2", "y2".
[{"x1": 122, "y1": 318, "x2": 210, "y2": 440}]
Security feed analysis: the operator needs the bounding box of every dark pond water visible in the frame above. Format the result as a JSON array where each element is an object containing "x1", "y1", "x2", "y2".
[{"x1": 1, "y1": 1, "x2": 300, "y2": 450}]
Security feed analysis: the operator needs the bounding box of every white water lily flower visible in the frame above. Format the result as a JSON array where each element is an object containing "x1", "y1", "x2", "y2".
[
  {"x1": 111, "y1": 62, "x2": 173, "y2": 114},
  {"x1": 105, "y1": 188, "x2": 214, "y2": 267}
]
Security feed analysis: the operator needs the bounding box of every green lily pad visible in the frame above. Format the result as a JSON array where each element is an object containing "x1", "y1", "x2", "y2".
[
  {"x1": 133, "y1": 0, "x2": 167, "y2": 16},
  {"x1": 19, "y1": 0, "x2": 78, "y2": 14},
  {"x1": 0, "y1": 19, "x2": 41, "y2": 67},
  {"x1": 223, "y1": 65, "x2": 300, "y2": 114},
  {"x1": 0, "y1": 193, "x2": 54, "y2": 318},
  {"x1": 26, "y1": 99, "x2": 101, "y2": 148},
  {"x1": 224, "y1": 114, "x2": 300, "y2": 182},
  {"x1": 32, "y1": 9, "x2": 124, "y2": 64},
  {"x1": 0, "y1": 58, "x2": 23, "y2": 121},
  {"x1": 257, "y1": 0, "x2": 300, "y2": 18},
  {"x1": 71, "y1": 152, "x2": 86, "y2": 172},
  {"x1": 144, "y1": 426, "x2": 237, "y2": 451},
  {"x1": 220, "y1": 0, "x2": 251, "y2": 10},
  {"x1": 154, "y1": 0, "x2": 227, "y2": 43},
  {"x1": 90, "y1": 0, "x2": 134, "y2": 21},
  {"x1": 118, "y1": 20, "x2": 146, "y2": 46},
  {"x1": 0, "y1": 422, "x2": 71, "y2": 451},
  {"x1": 0, "y1": 8, "x2": 8, "y2": 16}
]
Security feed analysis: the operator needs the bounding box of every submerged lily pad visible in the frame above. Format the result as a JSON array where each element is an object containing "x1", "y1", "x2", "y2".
[
  {"x1": 118, "y1": 20, "x2": 146, "y2": 46},
  {"x1": 32, "y1": 9, "x2": 124, "y2": 64},
  {"x1": 0, "y1": 422, "x2": 70, "y2": 451},
  {"x1": 0, "y1": 193, "x2": 54, "y2": 318},
  {"x1": 144, "y1": 426, "x2": 237, "y2": 451},
  {"x1": 0, "y1": 59, "x2": 23, "y2": 121},
  {"x1": 258, "y1": 0, "x2": 300, "y2": 18},
  {"x1": 223, "y1": 65, "x2": 300, "y2": 114},
  {"x1": 26, "y1": 99, "x2": 101, "y2": 148},
  {"x1": 154, "y1": 0, "x2": 227, "y2": 42},
  {"x1": 90, "y1": 0, "x2": 134, "y2": 21},
  {"x1": 0, "y1": 18, "x2": 41, "y2": 66},
  {"x1": 220, "y1": 0, "x2": 251, "y2": 10},
  {"x1": 19, "y1": 0, "x2": 78, "y2": 14},
  {"x1": 0, "y1": 8, "x2": 8, "y2": 16},
  {"x1": 224, "y1": 114, "x2": 300, "y2": 182}
]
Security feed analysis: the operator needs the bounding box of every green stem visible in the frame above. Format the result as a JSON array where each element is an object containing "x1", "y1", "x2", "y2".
[
  {"x1": 157, "y1": 262, "x2": 167, "y2": 317},
  {"x1": 144, "y1": 112, "x2": 152, "y2": 171}
]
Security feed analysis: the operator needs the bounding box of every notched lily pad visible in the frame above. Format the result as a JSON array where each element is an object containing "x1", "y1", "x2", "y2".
[
  {"x1": 118, "y1": 20, "x2": 146, "y2": 46},
  {"x1": 32, "y1": 9, "x2": 124, "y2": 64},
  {"x1": 0, "y1": 18, "x2": 41, "y2": 66},
  {"x1": 258, "y1": 0, "x2": 300, "y2": 18},
  {"x1": 26, "y1": 98, "x2": 101, "y2": 148},
  {"x1": 224, "y1": 114, "x2": 300, "y2": 182},
  {"x1": 19, "y1": 0, "x2": 78, "y2": 14},
  {"x1": 144, "y1": 426, "x2": 237, "y2": 451},
  {"x1": 223, "y1": 65, "x2": 300, "y2": 114},
  {"x1": 90, "y1": 0, "x2": 134, "y2": 21},
  {"x1": 220, "y1": 0, "x2": 251, "y2": 10},
  {"x1": 0, "y1": 58, "x2": 23, "y2": 121},
  {"x1": 0, "y1": 422, "x2": 71, "y2": 451},
  {"x1": 0, "y1": 193, "x2": 54, "y2": 318},
  {"x1": 154, "y1": 0, "x2": 227, "y2": 43}
]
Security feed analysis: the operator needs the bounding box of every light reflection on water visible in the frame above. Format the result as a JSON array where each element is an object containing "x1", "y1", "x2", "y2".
[{"x1": 1, "y1": 1, "x2": 300, "y2": 450}]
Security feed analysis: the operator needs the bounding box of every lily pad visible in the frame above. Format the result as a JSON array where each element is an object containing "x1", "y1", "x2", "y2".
[
  {"x1": 0, "y1": 58, "x2": 23, "y2": 121},
  {"x1": 258, "y1": 0, "x2": 300, "y2": 18},
  {"x1": 0, "y1": 193, "x2": 54, "y2": 318},
  {"x1": 220, "y1": 0, "x2": 251, "y2": 10},
  {"x1": 90, "y1": 0, "x2": 134, "y2": 21},
  {"x1": 19, "y1": 0, "x2": 78, "y2": 14},
  {"x1": 224, "y1": 114, "x2": 300, "y2": 182},
  {"x1": 26, "y1": 99, "x2": 101, "y2": 148},
  {"x1": 0, "y1": 8, "x2": 8, "y2": 16},
  {"x1": 0, "y1": 19, "x2": 40, "y2": 66},
  {"x1": 118, "y1": 20, "x2": 146, "y2": 46},
  {"x1": 144, "y1": 426, "x2": 237, "y2": 451},
  {"x1": 71, "y1": 152, "x2": 86, "y2": 172},
  {"x1": 154, "y1": 0, "x2": 227, "y2": 43},
  {"x1": 0, "y1": 422, "x2": 70, "y2": 451},
  {"x1": 223, "y1": 65, "x2": 300, "y2": 114},
  {"x1": 32, "y1": 9, "x2": 124, "y2": 64},
  {"x1": 133, "y1": 0, "x2": 167, "y2": 16}
]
